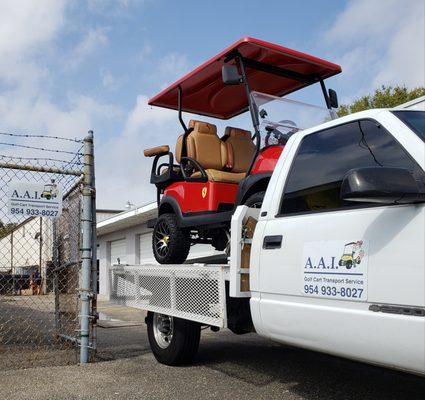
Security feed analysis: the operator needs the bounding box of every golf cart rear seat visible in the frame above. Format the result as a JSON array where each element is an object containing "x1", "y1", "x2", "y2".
[{"x1": 176, "y1": 120, "x2": 246, "y2": 184}]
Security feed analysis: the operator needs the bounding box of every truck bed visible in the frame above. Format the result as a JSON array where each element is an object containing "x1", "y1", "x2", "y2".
[{"x1": 109, "y1": 264, "x2": 229, "y2": 327}]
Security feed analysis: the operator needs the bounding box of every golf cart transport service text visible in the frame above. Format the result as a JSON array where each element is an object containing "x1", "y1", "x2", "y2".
[{"x1": 111, "y1": 38, "x2": 425, "y2": 375}]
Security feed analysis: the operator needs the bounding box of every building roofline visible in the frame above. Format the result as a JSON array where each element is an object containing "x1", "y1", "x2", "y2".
[{"x1": 96, "y1": 201, "x2": 158, "y2": 236}]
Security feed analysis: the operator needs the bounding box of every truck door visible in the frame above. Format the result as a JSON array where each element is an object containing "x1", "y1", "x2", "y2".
[{"x1": 257, "y1": 118, "x2": 425, "y2": 373}]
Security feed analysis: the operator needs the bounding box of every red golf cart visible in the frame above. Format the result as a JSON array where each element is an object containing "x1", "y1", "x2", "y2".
[{"x1": 144, "y1": 37, "x2": 341, "y2": 263}]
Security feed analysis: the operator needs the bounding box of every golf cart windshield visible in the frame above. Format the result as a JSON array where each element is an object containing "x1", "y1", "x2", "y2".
[{"x1": 252, "y1": 91, "x2": 331, "y2": 147}]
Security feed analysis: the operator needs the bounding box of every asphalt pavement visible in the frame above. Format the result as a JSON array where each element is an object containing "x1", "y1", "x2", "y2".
[{"x1": 1, "y1": 302, "x2": 424, "y2": 400}]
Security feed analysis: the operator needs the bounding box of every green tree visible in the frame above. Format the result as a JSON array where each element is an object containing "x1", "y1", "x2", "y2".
[
  {"x1": 0, "y1": 221, "x2": 16, "y2": 239},
  {"x1": 337, "y1": 85, "x2": 425, "y2": 117}
]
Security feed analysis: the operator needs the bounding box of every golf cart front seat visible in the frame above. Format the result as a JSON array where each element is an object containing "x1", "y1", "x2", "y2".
[
  {"x1": 176, "y1": 120, "x2": 246, "y2": 184},
  {"x1": 222, "y1": 126, "x2": 255, "y2": 173}
]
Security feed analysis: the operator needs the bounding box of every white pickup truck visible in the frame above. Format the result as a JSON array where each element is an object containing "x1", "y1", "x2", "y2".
[{"x1": 110, "y1": 108, "x2": 425, "y2": 375}]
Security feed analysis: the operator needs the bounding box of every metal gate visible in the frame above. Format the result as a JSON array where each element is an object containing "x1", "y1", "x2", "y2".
[{"x1": 0, "y1": 131, "x2": 96, "y2": 369}]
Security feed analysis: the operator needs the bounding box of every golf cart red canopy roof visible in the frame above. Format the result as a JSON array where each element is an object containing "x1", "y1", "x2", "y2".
[{"x1": 148, "y1": 37, "x2": 341, "y2": 119}]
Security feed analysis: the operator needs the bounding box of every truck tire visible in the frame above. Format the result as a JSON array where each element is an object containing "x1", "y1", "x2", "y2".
[
  {"x1": 244, "y1": 191, "x2": 265, "y2": 208},
  {"x1": 152, "y1": 213, "x2": 190, "y2": 264},
  {"x1": 146, "y1": 312, "x2": 201, "y2": 365}
]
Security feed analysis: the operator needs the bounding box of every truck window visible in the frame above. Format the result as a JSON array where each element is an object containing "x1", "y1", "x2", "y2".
[
  {"x1": 280, "y1": 119, "x2": 422, "y2": 215},
  {"x1": 392, "y1": 110, "x2": 425, "y2": 142}
]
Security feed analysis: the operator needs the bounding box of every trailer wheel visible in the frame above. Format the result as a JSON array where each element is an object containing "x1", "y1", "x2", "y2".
[
  {"x1": 146, "y1": 312, "x2": 201, "y2": 365},
  {"x1": 152, "y1": 213, "x2": 190, "y2": 264},
  {"x1": 243, "y1": 191, "x2": 265, "y2": 208}
]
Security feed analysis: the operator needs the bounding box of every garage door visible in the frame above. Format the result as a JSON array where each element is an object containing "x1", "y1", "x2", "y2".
[
  {"x1": 139, "y1": 233, "x2": 157, "y2": 264},
  {"x1": 110, "y1": 239, "x2": 126, "y2": 265}
]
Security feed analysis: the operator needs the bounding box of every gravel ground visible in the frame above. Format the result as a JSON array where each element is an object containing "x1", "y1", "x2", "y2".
[{"x1": 1, "y1": 302, "x2": 424, "y2": 400}]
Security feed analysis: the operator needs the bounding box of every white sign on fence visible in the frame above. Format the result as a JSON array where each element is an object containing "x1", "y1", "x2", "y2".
[{"x1": 7, "y1": 181, "x2": 62, "y2": 219}]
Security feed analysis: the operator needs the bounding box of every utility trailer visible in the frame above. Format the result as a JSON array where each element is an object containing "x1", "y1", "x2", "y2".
[{"x1": 109, "y1": 206, "x2": 258, "y2": 331}]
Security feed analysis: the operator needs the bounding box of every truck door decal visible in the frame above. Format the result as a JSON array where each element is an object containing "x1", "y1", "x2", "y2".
[{"x1": 302, "y1": 240, "x2": 368, "y2": 301}]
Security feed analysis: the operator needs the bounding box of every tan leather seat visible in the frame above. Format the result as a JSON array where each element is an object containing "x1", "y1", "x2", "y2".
[
  {"x1": 192, "y1": 170, "x2": 246, "y2": 183},
  {"x1": 223, "y1": 127, "x2": 255, "y2": 173},
  {"x1": 175, "y1": 120, "x2": 245, "y2": 184}
]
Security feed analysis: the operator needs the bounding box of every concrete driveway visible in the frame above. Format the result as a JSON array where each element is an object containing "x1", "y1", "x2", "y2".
[{"x1": 1, "y1": 303, "x2": 424, "y2": 400}]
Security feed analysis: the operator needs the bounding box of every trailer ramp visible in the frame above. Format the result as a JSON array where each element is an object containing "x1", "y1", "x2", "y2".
[{"x1": 109, "y1": 264, "x2": 228, "y2": 327}]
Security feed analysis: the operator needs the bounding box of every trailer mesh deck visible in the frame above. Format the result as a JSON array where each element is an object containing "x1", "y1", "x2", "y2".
[{"x1": 109, "y1": 264, "x2": 228, "y2": 327}]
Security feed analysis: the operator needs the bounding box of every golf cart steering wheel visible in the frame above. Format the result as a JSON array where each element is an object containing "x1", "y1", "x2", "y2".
[{"x1": 264, "y1": 120, "x2": 298, "y2": 147}]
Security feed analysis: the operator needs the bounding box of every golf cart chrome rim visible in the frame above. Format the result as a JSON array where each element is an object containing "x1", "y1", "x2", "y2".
[
  {"x1": 154, "y1": 220, "x2": 170, "y2": 257},
  {"x1": 153, "y1": 313, "x2": 173, "y2": 349}
]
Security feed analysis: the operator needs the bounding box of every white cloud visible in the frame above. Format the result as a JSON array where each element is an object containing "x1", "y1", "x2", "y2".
[
  {"x1": 0, "y1": 0, "x2": 123, "y2": 191},
  {"x1": 138, "y1": 43, "x2": 152, "y2": 63},
  {"x1": 0, "y1": 0, "x2": 65, "y2": 95},
  {"x1": 86, "y1": 0, "x2": 148, "y2": 16},
  {"x1": 324, "y1": 0, "x2": 425, "y2": 100},
  {"x1": 0, "y1": 2, "x2": 118, "y2": 137},
  {"x1": 100, "y1": 68, "x2": 125, "y2": 90},
  {"x1": 95, "y1": 95, "x2": 177, "y2": 208},
  {"x1": 157, "y1": 53, "x2": 190, "y2": 88},
  {"x1": 0, "y1": 0, "x2": 65, "y2": 58},
  {"x1": 0, "y1": 0, "x2": 174, "y2": 209},
  {"x1": 66, "y1": 28, "x2": 108, "y2": 70},
  {"x1": 123, "y1": 95, "x2": 175, "y2": 135}
]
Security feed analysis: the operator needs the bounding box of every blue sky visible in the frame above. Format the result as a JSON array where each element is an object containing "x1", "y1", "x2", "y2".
[{"x1": 0, "y1": 0, "x2": 424, "y2": 208}]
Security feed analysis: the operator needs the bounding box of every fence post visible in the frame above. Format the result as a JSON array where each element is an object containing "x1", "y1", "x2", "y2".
[
  {"x1": 80, "y1": 131, "x2": 94, "y2": 363},
  {"x1": 90, "y1": 130, "x2": 98, "y2": 354}
]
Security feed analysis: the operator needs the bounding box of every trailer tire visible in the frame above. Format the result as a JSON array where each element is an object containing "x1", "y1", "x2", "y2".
[
  {"x1": 146, "y1": 312, "x2": 201, "y2": 366},
  {"x1": 152, "y1": 213, "x2": 190, "y2": 264},
  {"x1": 243, "y1": 191, "x2": 265, "y2": 208}
]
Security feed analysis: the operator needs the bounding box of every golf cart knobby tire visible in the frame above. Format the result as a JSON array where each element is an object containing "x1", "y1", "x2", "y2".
[
  {"x1": 152, "y1": 213, "x2": 190, "y2": 264},
  {"x1": 147, "y1": 312, "x2": 201, "y2": 366},
  {"x1": 243, "y1": 191, "x2": 265, "y2": 208}
]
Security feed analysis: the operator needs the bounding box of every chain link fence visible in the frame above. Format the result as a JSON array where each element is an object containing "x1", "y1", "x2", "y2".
[{"x1": 0, "y1": 132, "x2": 96, "y2": 369}]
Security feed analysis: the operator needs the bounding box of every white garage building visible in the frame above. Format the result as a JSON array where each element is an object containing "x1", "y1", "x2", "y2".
[{"x1": 97, "y1": 202, "x2": 224, "y2": 299}]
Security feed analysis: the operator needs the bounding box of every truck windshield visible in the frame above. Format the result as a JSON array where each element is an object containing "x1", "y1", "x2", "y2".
[
  {"x1": 252, "y1": 91, "x2": 332, "y2": 147},
  {"x1": 392, "y1": 110, "x2": 425, "y2": 142}
]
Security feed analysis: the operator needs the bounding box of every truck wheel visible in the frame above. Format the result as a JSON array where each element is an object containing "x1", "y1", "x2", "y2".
[
  {"x1": 243, "y1": 191, "x2": 265, "y2": 208},
  {"x1": 146, "y1": 312, "x2": 201, "y2": 365},
  {"x1": 152, "y1": 213, "x2": 190, "y2": 264}
]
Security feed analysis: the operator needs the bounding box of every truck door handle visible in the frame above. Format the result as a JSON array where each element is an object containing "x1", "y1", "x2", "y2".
[{"x1": 263, "y1": 235, "x2": 282, "y2": 249}]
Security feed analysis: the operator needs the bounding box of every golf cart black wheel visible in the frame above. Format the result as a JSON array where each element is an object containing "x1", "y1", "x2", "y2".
[
  {"x1": 243, "y1": 191, "x2": 265, "y2": 208},
  {"x1": 152, "y1": 213, "x2": 190, "y2": 264},
  {"x1": 146, "y1": 312, "x2": 201, "y2": 366}
]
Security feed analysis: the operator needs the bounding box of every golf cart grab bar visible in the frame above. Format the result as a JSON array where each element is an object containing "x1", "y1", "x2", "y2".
[
  {"x1": 150, "y1": 151, "x2": 174, "y2": 184},
  {"x1": 180, "y1": 157, "x2": 208, "y2": 182}
]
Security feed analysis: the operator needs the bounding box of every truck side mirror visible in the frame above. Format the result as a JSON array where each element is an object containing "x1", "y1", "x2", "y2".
[
  {"x1": 222, "y1": 64, "x2": 242, "y2": 85},
  {"x1": 341, "y1": 167, "x2": 424, "y2": 204},
  {"x1": 328, "y1": 89, "x2": 338, "y2": 108}
]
